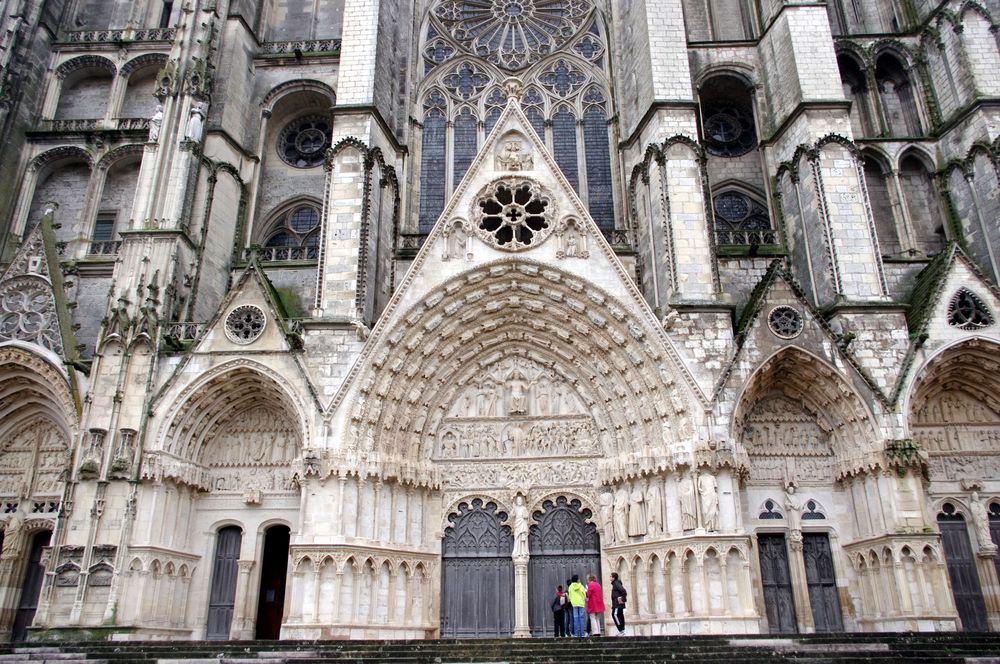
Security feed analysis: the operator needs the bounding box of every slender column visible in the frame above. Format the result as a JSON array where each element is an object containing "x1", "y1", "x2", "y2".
[
  {"x1": 787, "y1": 535, "x2": 815, "y2": 632},
  {"x1": 975, "y1": 552, "x2": 1000, "y2": 630},
  {"x1": 513, "y1": 557, "x2": 530, "y2": 638},
  {"x1": 336, "y1": 475, "x2": 347, "y2": 537},
  {"x1": 386, "y1": 569, "x2": 398, "y2": 624},
  {"x1": 231, "y1": 560, "x2": 256, "y2": 638},
  {"x1": 288, "y1": 568, "x2": 304, "y2": 623}
]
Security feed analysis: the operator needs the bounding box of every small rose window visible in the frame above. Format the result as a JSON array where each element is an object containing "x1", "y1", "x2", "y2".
[
  {"x1": 474, "y1": 179, "x2": 553, "y2": 250},
  {"x1": 225, "y1": 305, "x2": 266, "y2": 344}
]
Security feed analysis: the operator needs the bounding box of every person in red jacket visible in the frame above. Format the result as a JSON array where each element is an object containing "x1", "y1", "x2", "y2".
[{"x1": 585, "y1": 573, "x2": 605, "y2": 636}]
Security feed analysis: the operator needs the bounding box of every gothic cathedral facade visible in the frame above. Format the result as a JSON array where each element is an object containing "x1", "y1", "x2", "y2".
[{"x1": 0, "y1": 0, "x2": 998, "y2": 642}]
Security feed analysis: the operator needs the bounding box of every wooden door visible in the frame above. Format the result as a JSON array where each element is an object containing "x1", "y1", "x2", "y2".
[
  {"x1": 527, "y1": 496, "x2": 601, "y2": 637},
  {"x1": 441, "y1": 499, "x2": 513, "y2": 638},
  {"x1": 11, "y1": 531, "x2": 51, "y2": 642},
  {"x1": 802, "y1": 533, "x2": 843, "y2": 632},
  {"x1": 254, "y1": 526, "x2": 290, "y2": 640},
  {"x1": 757, "y1": 533, "x2": 797, "y2": 633},
  {"x1": 938, "y1": 510, "x2": 987, "y2": 632},
  {"x1": 207, "y1": 526, "x2": 242, "y2": 640}
]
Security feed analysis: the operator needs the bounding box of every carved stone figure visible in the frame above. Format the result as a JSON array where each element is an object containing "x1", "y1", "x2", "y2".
[
  {"x1": 496, "y1": 140, "x2": 533, "y2": 171},
  {"x1": 612, "y1": 486, "x2": 628, "y2": 543},
  {"x1": 1, "y1": 509, "x2": 25, "y2": 560},
  {"x1": 646, "y1": 479, "x2": 663, "y2": 537},
  {"x1": 185, "y1": 102, "x2": 206, "y2": 143},
  {"x1": 698, "y1": 473, "x2": 719, "y2": 532},
  {"x1": 148, "y1": 104, "x2": 163, "y2": 142},
  {"x1": 512, "y1": 493, "x2": 529, "y2": 558},
  {"x1": 507, "y1": 369, "x2": 529, "y2": 415},
  {"x1": 970, "y1": 492, "x2": 995, "y2": 551},
  {"x1": 784, "y1": 482, "x2": 801, "y2": 532},
  {"x1": 679, "y1": 474, "x2": 697, "y2": 531},
  {"x1": 599, "y1": 491, "x2": 614, "y2": 541},
  {"x1": 627, "y1": 486, "x2": 646, "y2": 537}
]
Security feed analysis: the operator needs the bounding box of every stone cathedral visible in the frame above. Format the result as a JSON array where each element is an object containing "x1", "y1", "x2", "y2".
[{"x1": 0, "y1": 0, "x2": 999, "y2": 644}]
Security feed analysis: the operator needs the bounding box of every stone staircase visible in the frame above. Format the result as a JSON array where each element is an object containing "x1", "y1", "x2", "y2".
[{"x1": 0, "y1": 633, "x2": 999, "y2": 664}]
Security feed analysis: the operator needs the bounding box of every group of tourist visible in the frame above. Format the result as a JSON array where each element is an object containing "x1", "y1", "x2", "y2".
[{"x1": 549, "y1": 572, "x2": 628, "y2": 637}]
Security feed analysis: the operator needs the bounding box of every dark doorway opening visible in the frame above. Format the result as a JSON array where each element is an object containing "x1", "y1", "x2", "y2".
[
  {"x1": 440, "y1": 499, "x2": 513, "y2": 638},
  {"x1": 802, "y1": 533, "x2": 843, "y2": 632},
  {"x1": 207, "y1": 525, "x2": 242, "y2": 640},
  {"x1": 527, "y1": 496, "x2": 600, "y2": 637},
  {"x1": 12, "y1": 530, "x2": 52, "y2": 642},
  {"x1": 255, "y1": 525, "x2": 290, "y2": 639},
  {"x1": 938, "y1": 505, "x2": 987, "y2": 631},
  {"x1": 757, "y1": 533, "x2": 797, "y2": 633}
]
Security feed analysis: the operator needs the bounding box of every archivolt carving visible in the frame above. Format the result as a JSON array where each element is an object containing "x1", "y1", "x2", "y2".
[
  {"x1": 0, "y1": 347, "x2": 76, "y2": 464},
  {"x1": 733, "y1": 348, "x2": 879, "y2": 479},
  {"x1": 346, "y1": 261, "x2": 695, "y2": 487}
]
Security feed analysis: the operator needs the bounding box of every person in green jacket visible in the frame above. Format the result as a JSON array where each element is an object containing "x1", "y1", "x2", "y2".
[{"x1": 567, "y1": 575, "x2": 587, "y2": 637}]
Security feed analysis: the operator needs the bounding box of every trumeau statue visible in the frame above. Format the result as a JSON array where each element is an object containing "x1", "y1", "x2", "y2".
[{"x1": 512, "y1": 493, "x2": 529, "y2": 558}]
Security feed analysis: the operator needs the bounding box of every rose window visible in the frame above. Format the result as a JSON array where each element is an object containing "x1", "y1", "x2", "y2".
[
  {"x1": 278, "y1": 116, "x2": 331, "y2": 168},
  {"x1": 703, "y1": 104, "x2": 757, "y2": 157},
  {"x1": 225, "y1": 305, "x2": 267, "y2": 344},
  {"x1": 434, "y1": 0, "x2": 592, "y2": 71},
  {"x1": 948, "y1": 288, "x2": 994, "y2": 330},
  {"x1": 0, "y1": 278, "x2": 61, "y2": 352},
  {"x1": 474, "y1": 179, "x2": 553, "y2": 250},
  {"x1": 768, "y1": 306, "x2": 803, "y2": 339}
]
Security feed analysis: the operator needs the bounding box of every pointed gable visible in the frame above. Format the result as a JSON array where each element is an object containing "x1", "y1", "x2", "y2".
[{"x1": 0, "y1": 220, "x2": 79, "y2": 360}]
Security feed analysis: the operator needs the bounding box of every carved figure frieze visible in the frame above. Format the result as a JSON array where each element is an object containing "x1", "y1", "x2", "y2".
[
  {"x1": 0, "y1": 419, "x2": 69, "y2": 497},
  {"x1": 927, "y1": 454, "x2": 1000, "y2": 481},
  {"x1": 446, "y1": 356, "x2": 586, "y2": 420},
  {"x1": 201, "y1": 408, "x2": 299, "y2": 467},
  {"x1": 438, "y1": 459, "x2": 597, "y2": 490},
  {"x1": 741, "y1": 396, "x2": 833, "y2": 458},
  {"x1": 436, "y1": 419, "x2": 598, "y2": 460}
]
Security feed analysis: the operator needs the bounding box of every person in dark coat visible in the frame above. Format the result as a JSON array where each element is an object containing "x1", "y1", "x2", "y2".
[
  {"x1": 610, "y1": 572, "x2": 627, "y2": 636},
  {"x1": 564, "y1": 578, "x2": 574, "y2": 636},
  {"x1": 551, "y1": 584, "x2": 567, "y2": 637}
]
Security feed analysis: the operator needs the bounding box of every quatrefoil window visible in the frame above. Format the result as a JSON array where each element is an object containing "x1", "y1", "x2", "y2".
[
  {"x1": 225, "y1": 305, "x2": 266, "y2": 344},
  {"x1": 473, "y1": 179, "x2": 553, "y2": 250}
]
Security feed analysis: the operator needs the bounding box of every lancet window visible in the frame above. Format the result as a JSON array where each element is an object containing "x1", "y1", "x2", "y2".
[{"x1": 417, "y1": 0, "x2": 616, "y2": 233}]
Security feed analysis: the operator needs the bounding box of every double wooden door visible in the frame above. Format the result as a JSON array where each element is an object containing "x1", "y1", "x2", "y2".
[
  {"x1": 527, "y1": 496, "x2": 600, "y2": 637},
  {"x1": 938, "y1": 512, "x2": 988, "y2": 632},
  {"x1": 440, "y1": 499, "x2": 514, "y2": 638}
]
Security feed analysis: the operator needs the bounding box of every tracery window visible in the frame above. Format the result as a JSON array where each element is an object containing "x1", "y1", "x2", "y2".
[
  {"x1": 260, "y1": 203, "x2": 321, "y2": 261},
  {"x1": 418, "y1": 0, "x2": 616, "y2": 232},
  {"x1": 713, "y1": 190, "x2": 775, "y2": 245}
]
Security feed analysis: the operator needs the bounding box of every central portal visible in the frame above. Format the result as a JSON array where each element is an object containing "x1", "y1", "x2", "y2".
[{"x1": 528, "y1": 496, "x2": 601, "y2": 636}]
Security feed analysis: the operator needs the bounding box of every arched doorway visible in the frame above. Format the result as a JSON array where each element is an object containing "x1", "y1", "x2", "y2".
[
  {"x1": 207, "y1": 526, "x2": 242, "y2": 640},
  {"x1": 11, "y1": 531, "x2": 51, "y2": 642},
  {"x1": 937, "y1": 504, "x2": 988, "y2": 631},
  {"x1": 441, "y1": 499, "x2": 513, "y2": 638},
  {"x1": 255, "y1": 525, "x2": 290, "y2": 639},
  {"x1": 528, "y1": 496, "x2": 600, "y2": 637}
]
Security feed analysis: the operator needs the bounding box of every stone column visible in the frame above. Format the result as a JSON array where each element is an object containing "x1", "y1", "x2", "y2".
[
  {"x1": 513, "y1": 555, "x2": 530, "y2": 638},
  {"x1": 786, "y1": 534, "x2": 815, "y2": 632},
  {"x1": 231, "y1": 559, "x2": 256, "y2": 639},
  {"x1": 976, "y1": 550, "x2": 1000, "y2": 630}
]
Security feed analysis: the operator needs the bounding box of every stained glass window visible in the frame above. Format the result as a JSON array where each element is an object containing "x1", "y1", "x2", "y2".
[
  {"x1": 713, "y1": 191, "x2": 775, "y2": 245},
  {"x1": 453, "y1": 107, "x2": 478, "y2": 186},
  {"x1": 419, "y1": 90, "x2": 448, "y2": 232},
  {"x1": 584, "y1": 101, "x2": 613, "y2": 229},
  {"x1": 552, "y1": 106, "x2": 579, "y2": 191}
]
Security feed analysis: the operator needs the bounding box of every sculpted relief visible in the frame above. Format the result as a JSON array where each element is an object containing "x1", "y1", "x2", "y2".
[
  {"x1": 435, "y1": 356, "x2": 598, "y2": 462},
  {"x1": 740, "y1": 395, "x2": 835, "y2": 483},
  {"x1": 201, "y1": 407, "x2": 300, "y2": 494},
  {"x1": 0, "y1": 419, "x2": 69, "y2": 497},
  {"x1": 913, "y1": 391, "x2": 1000, "y2": 455}
]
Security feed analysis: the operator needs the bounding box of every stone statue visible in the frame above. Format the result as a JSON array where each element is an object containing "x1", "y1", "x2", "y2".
[
  {"x1": 612, "y1": 486, "x2": 629, "y2": 543},
  {"x1": 496, "y1": 140, "x2": 532, "y2": 171},
  {"x1": 1, "y1": 509, "x2": 25, "y2": 560},
  {"x1": 512, "y1": 493, "x2": 529, "y2": 558},
  {"x1": 599, "y1": 491, "x2": 614, "y2": 541},
  {"x1": 185, "y1": 102, "x2": 206, "y2": 143},
  {"x1": 628, "y1": 486, "x2": 646, "y2": 537},
  {"x1": 646, "y1": 479, "x2": 663, "y2": 537},
  {"x1": 508, "y1": 369, "x2": 529, "y2": 415},
  {"x1": 679, "y1": 474, "x2": 696, "y2": 531},
  {"x1": 783, "y1": 482, "x2": 801, "y2": 532},
  {"x1": 148, "y1": 104, "x2": 163, "y2": 141},
  {"x1": 699, "y1": 473, "x2": 719, "y2": 532},
  {"x1": 970, "y1": 492, "x2": 994, "y2": 551}
]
